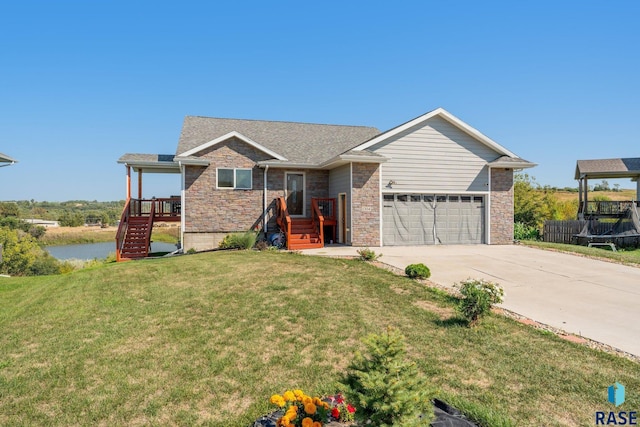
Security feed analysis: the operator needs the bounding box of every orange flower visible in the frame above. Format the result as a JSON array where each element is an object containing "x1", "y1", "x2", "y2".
[
  {"x1": 283, "y1": 391, "x2": 296, "y2": 402},
  {"x1": 301, "y1": 418, "x2": 314, "y2": 427},
  {"x1": 312, "y1": 422, "x2": 322, "y2": 427},
  {"x1": 304, "y1": 402, "x2": 317, "y2": 415}
]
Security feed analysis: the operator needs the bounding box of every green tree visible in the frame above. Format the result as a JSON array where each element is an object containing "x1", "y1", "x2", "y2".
[
  {"x1": 341, "y1": 328, "x2": 434, "y2": 426},
  {"x1": 514, "y1": 173, "x2": 562, "y2": 228},
  {"x1": 0, "y1": 202, "x2": 20, "y2": 218},
  {"x1": 0, "y1": 229, "x2": 40, "y2": 276}
]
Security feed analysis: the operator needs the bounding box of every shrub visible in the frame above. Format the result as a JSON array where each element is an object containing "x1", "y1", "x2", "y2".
[
  {"x1": 341, "y1": 328, "x2": 434, "y2": 426},
  {"x1": 218, "y1": 231, "x2": 258, "y2": 250},
  {"x1": 356, "y1": 247, "x2": 381, "y2": 261},
  {"x1": 186, "y1": 248, "x2": 197, "y2": 254},
  {"x1": 405, "y1": 263, "x2": 430, "y2": 279},
  {"x1": 513, "y1": 222, "x2": 541, "y2": 241},
  {"x1": 28, "y1": 253, "x2": 62, "y2": 276},
  {"x1": 456, "y1": 279, "x2": 505, "y2": 326}
]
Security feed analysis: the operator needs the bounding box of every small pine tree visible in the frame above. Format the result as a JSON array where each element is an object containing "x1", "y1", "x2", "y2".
[{"x1": 341, "y1": 328, "x2": 434, "y2": 426}]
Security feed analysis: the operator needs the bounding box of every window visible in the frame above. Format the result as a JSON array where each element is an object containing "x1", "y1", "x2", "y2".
[
  {"x1": 217, "y1": 168, "x2": 252, "y2": 189},
  {"x1": 383, "y1": 194, "x2": 394, "y2": 201}
]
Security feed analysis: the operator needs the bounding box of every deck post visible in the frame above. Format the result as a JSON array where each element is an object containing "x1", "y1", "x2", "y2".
[
  {"x1": 126, "y1": 165, "x2": 131, "y2": 201},
  {"x1": 637, "y1": 178, "x2": 639, "y2": 203},
  {"x1": 584, "y1": 176, "x2": 588, "y2": 216},
  {"x1": 578, "y1": 177, "x2": 585, "y2": 219},
  {"x1": 138, "y1": 169, "x2": 143, "y2": 199}
]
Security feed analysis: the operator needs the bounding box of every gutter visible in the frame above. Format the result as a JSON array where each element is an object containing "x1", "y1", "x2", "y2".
[{"x1": 178, "y1": 161, "x2": 186, "y2": 252}]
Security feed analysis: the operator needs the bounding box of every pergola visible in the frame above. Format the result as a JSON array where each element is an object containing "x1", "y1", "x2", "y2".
[
  {"x1": 575, "y1": 157, "x2": 640, "y2": 219},
  {"x1": 0, "y1": 152, "x2": 17, "y2": 168}
]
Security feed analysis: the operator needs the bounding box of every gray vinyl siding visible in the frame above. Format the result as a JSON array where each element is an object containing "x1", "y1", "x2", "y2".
[
  {"x1": 371, "y1": 116, "x2": 498, "y2": 193},
  {"x1": 329, "y1": 164, "x2": 351, "y2": 243}
]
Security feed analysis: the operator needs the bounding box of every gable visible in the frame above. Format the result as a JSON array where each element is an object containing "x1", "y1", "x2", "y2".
[
  {"x1": 353, "y1": 107, "x2": 517, "y2": 157},
  {"x1": 371, "y1": 115, "x2": 502, "y2": 192},
  {"x1": 178, "y1": 131, "x2": 287, "y2": 161}
]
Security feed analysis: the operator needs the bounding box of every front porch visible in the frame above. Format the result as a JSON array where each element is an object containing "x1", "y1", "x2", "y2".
[{"x1": 275, "y1": 197, "x2": 337, "y2": 250}]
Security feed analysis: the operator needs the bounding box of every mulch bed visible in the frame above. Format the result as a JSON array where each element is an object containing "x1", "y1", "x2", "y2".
[{"x1": 254, "y1": 399, "x2": 479, "y2": 426}]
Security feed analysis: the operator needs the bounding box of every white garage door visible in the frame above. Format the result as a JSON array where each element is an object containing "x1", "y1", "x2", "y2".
[{"x1": 382, "y1": 194, "x2": 485, "y2": 245}]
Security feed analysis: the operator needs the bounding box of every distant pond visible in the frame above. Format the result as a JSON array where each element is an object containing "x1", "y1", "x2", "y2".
[{"x1": 46, "y1": 242, "x2": 179, "y2": 261}]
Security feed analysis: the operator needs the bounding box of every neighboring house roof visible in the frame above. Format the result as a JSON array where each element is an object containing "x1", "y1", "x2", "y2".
[
  {"x1": 352, "y1": 108, "x2": 534, "y2": 167},
  {"x1": 575, "y1": 158, "x2": 640, "y2": 179},
  {"x1": 0, "y1": 152, "x2": 17, "y2": 165},
  {"x1": 175, "y1": 116, "x2": 380, "y2": 165}
]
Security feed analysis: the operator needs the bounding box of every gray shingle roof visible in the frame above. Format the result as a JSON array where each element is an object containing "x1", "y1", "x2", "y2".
[
  {"x1": 575, "y1": 158, "x2": 640, "y2": 179},
  {"x1": 0, "y1": 152, "x2": 17, "y2": 163},
  {"x1": 118, "y1": 153, "x2": 176, "y2": 163},
  {"x1": 175, "y1": 116, "x2": 380, "y2": 165}
]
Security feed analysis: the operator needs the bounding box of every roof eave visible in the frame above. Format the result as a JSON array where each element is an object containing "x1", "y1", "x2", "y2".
[
  {"x1": 320, "y1": 154, "x2": 388, "y2": 168},
  {"x1": 489, "y1": 160, "x2": 537, "y2": 169}
]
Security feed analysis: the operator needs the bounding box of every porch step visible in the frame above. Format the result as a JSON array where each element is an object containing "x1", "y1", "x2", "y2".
[
  {"x1": 120, "y1": 215, "x2": 152, "y2": 260},
  {"x1": 287, "y1": 218, "x2": 323, "y2": 250}
]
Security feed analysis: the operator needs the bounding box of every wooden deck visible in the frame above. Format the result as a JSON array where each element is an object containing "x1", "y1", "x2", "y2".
[
  {"x1": 116, "y1": 198, "x2": 180, "y2": 261},
  {"x1": 579, "y1": 200, "x2": 640, "y2": 218}
]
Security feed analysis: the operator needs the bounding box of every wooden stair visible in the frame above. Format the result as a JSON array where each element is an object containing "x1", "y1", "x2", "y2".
[
  {"x1": 288, "y1": 218, "x2": 323, "y2": 250},
  {"x1": 120, "y1": 216, "x2": 152, "y2": 260}
]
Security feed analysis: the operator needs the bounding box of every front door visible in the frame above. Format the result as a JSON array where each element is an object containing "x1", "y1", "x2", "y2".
[
  {"x1": 338, "y1": 193, "x2": 347, "y2": 243},
  {"x1": 285, "y1": 172, "x2": 305, "y2": 216}
]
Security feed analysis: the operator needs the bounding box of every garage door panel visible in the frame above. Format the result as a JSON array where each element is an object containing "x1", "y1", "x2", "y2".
[{"x1": 383, "y1": 194, "x2": 484, "y2": 245}]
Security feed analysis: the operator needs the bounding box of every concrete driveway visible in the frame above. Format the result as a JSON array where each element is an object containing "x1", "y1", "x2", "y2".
[{"x1": 302, "y1": 244, "x2": 640, "y2": 357}]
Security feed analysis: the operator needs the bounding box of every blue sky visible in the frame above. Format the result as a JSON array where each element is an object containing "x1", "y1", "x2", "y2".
[{"x1": 1, "y1": 1, "x2": 639, "y2": 201}]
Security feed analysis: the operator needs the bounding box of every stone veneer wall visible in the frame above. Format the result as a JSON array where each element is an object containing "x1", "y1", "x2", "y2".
[
  {"x1": 182, "y1": 137, "x2": 330, "y2": 250},
  {"x1": 183, "y1": 138, "x2": 269, "y2": 250},
  {"x1": 490, "y1": 168, "x2": 514, "y2": 244},
  {"x1": 351, "y1": 163, "x2": 381, "y2": 246}
]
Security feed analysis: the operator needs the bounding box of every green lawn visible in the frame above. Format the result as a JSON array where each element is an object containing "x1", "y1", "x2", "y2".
[
  {"x1": 524, "y1": 240, "x2": 640, "y2": 266},
  {"x1": 1, "y1": 251, "x2": 638, "y2": 426}
]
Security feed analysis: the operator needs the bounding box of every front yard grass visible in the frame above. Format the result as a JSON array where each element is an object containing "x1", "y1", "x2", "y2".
[
  {"x1": 1, "y1": 251, "x2": 638, "y2": 426},
  {"x1": 524, "y1": 240, "x2": 640, "y2": 266}
]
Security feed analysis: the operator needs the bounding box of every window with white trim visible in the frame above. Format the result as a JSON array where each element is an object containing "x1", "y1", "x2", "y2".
[{"x1": 217, "y1": 168, "x2": 252, "y2": 189}]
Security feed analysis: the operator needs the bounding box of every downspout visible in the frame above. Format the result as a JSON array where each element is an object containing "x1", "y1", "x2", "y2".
[
  {"x1": 179, "y1": 161, "x2": 186, "y2": 252},
  {"x1": 487, "y1": 166, "x2": 492, "y2": 245},
  {"x1": 263, "y1": 165, "x2": 269, "y2": 234}
]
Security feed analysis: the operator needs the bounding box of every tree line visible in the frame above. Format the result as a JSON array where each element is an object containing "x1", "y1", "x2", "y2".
[{"x1": 0, "y1": 200, "x2": 125, "y2": 227}]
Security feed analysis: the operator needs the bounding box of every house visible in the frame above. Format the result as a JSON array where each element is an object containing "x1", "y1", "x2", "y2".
[
  {"x1": 0, "y1": 152, "x2": 17, "y2": 167},
  {"x1": 117, "y1": 108, "x2": 535, "y2": 260}
]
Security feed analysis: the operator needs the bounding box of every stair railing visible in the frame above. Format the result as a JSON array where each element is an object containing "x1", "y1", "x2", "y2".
[
  {"x1": 276, "y1": 197, "x2": 292, "y2": 250},
  {"x1": 144, "y1": 200, "x2": 156, "y2": 256},
  {"x1": 115, "y1": 199, "x2": 132, "y2": 262},
  {"x1": 311, "y1": 198, "x2": 325, "y2": 247}
]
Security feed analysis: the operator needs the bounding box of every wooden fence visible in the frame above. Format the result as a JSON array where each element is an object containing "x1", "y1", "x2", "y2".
[{"x1": 543, "y1": 220, "x2": 637, "y2": 245}]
